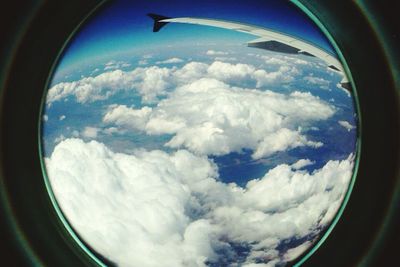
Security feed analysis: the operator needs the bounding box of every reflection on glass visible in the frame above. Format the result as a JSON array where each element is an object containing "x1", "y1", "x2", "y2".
[{"x1": 41, "y1": 1, "x2": 358, "y2": 266}]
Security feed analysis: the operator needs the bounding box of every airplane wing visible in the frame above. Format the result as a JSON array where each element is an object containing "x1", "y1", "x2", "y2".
[{"x1": 148, "y1": 13, "x2": 351, "y2": 92}]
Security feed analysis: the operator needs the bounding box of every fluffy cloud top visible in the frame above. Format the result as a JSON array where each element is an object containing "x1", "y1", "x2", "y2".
[
  {"x1": 104, "y1": 78, "x2": 334, "y2": 159},
  {"x1": 47, "y1": 59, "x2": 302, "y2": 105},
  {"x1": 46, "y1": 139, "x2": 354, "y2": 267},
  {"x1": 47, "y1": 67, "x2": 173, "y2": 104}
]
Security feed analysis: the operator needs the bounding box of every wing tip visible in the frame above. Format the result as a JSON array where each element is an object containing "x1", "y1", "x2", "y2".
[{"x1": 147, "y1": 13, "x2": 171, "y2": 32}]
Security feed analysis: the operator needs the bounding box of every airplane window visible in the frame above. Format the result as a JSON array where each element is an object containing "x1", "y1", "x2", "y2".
[{"x1": 40, "y1": 0, "x2": 359, "y2": 266}]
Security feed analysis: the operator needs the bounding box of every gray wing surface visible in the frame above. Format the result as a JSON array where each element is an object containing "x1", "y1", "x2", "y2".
[{"x1": 148, "y1": 13, "x2": 351, "y2": 91}]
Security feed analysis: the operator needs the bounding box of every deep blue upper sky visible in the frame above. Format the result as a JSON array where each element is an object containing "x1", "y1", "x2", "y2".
[{"x1": 57, "y1": 0, "x2": 335, "y2": 72}]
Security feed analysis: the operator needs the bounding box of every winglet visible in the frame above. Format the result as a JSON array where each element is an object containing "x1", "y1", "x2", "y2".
[{"x1": 147, "y1": 13, "x2": 171, "y2": 32}]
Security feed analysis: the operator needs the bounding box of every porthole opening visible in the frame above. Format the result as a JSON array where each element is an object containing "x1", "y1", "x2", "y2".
[{"x1": 40, "y1": 1, "x2": 360, "y2": 266}]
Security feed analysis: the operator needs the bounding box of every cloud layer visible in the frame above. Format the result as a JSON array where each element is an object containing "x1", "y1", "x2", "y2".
[
  {"x1": 45, "y1": 49, "x2": 354, "y2": 267},
  {"x1": 46, "y1": 139, "x2": 354, "y2": 267},
  {"x1": 103, "y1": 78, "x2": 334, "y2": 159},
  {"x1": 47, "y1": 67, "x2": 173, "y2": 104},
  {"x1": 47, "y1": 59, "x2": 303, "y2": 105}
]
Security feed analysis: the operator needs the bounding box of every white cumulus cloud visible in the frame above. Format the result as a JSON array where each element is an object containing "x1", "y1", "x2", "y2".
[
  {"x1": 81, "y1": 126, "x2": 100, "y2": 139},
  {"x1": 104, "y1": 78, "x2": 335, "y2": 159},
  {"x1": 303, "y1": 75, "x2": 330, "y2": 90},
  {"x1": 156, "y1": 57, "x2": 184, "y2": 64},
  {"x1": 291, "y1": 159, "x2": 315, "y2": 170},
  {"x1": 338, "y1": 120, "x2": 356, "y2": 131},
  {"x1": 47, "y1": 66, "x2": 173, "y2": 104},
  {"x1": 304, "y1": 75, "x2": 329, "y2": 85},
  {"x1": 46, "y1": 59, "x2": 304, "y2": 105},
  {"x1": 45, "y1": 139, "x2": 354, "y2": 267}
]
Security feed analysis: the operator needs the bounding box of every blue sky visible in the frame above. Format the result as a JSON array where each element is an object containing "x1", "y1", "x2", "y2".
[{"x1": 57, "y1": 0, "x2": 334, "y2": 72}]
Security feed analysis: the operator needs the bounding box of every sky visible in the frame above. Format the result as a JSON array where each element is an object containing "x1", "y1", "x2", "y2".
[{"x1": 56, "y1": 0, "x2": 334, "y2": 73}]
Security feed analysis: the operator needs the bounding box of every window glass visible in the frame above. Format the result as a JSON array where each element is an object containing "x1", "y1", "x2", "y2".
[{"x1": 41, "y1": 1, "x2": 359, "y2": 266}]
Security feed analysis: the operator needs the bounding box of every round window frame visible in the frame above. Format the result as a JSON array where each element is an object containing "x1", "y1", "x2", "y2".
[{"x1": 0, "y1": 1, "x2": 398, "y2": 267}]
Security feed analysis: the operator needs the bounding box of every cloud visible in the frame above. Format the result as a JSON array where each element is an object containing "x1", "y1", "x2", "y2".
[
  {"x1": 104, "y1": 105, "x2": 152, "y2": 131},
  {"x1": 72, "y1": 130, "x2": 80, "y2": 137},
  {"x1": 156, "y1": 57, "x2": 184, "y2": 64},
  {"x1": 207, "y1": 61, "x2": 255, "y2": 82},
  {"x1": 53, "y1": 134, "x2": 66, "y2": 144},
  {"x1": 303, "y1": 75, "x2": 330, "y2": 89},
  {"x1": 173, "y1": 62, "x2": 209, "y2": 84},
  {"x1": 47, "y1": 58, "x2": 304, "y2": 105},
  {"x1": 81, "y1": 127, "x2": 100, "y2": 139},
  {"x1": 291, "y1": 159, "x2": 315, "y2": 170},
  {"x1": 104, "y1": 78, "x2": 335, "y2": 159},
  {"x1": 252, "y1": 128, "x2": 322, "y2": 159},
  {"x1": 91, "y1": 68, "x2": 100, "y2": 75},
  {"x1": 47, "y1": 66, "x2": 173, "y2": 104},
  {"x1": 259, "y1": 55, "x2": 312, "y2": 68},
  {"x1": 261, "y1": 55, "x2": 287, "y2": 65},
  {"x1": 103, "y1": 127, "x2": 122, "y2": 135},
  {"x1": 338, "y1": 120, "x2": 356, "y2": 131},
  {"x1": 138, "y1": 59, "x2": 148, "y2": 66},
  {"x1": 214, "y1": 57, "x2": 237, "y2": 62},
  {"x1": 253, "y1": 65, "x2": 300, "y2": 87},
  {"x1": 43, "y1": 115, "x2": 48, "y2": 122},
  {"x1": 283, "y1": 241, "x2": 312, "y2": 262},
  {"x1": 206, "y1": 61, "x2": 299, "y2": 86},
  {"x1": 59, "y1": 115, "x2": 66, "y2": 121},
  {"x1": 206, "y1": 50, "x2": 229, "y2": 56},
  {"x1": 45, "y1": 138, "x2": 354, "y2": 267},
  {"x1": 104, "y1": 60, "x2": 131, "y2": 70}
]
